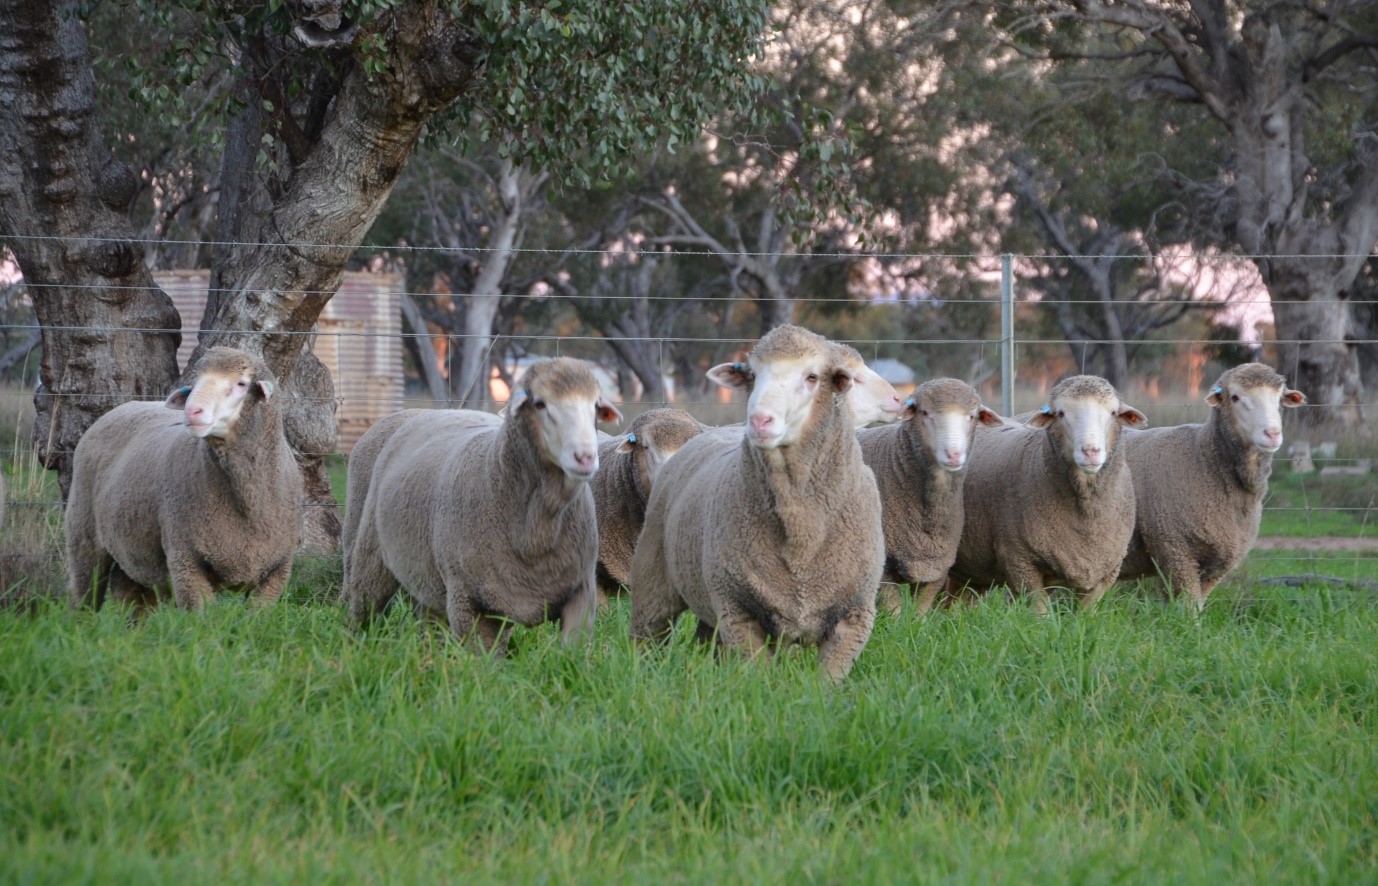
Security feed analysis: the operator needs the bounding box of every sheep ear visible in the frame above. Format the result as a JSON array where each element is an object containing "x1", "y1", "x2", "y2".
[
  {"x1": 596, "y1": 398, "x2": 623, "y2": 425},
  {"x1": 506, "y1": 388, "x2": 529, "y2": 414},
  {"x1": 615, "y1": 432, "x2": 639, "y2": 454},
  {"x1": 1116, "y1": 405, "x2": 1148, "y2": 428},
  {"x1": 830, "y1": 367, "x2": 854, "y2": 394},
  {"x1": 707, "y1": 361, "x2": 753, "y2": 390},
  {"x1": 1281, "y1": 388, "x2": 1306, "y2": 408},
  {"x1": 899, "y1": 397, "x2": 918, "y2": 421},
  {"x1": 1027, "y1": 405, "x2": 1056, "y2": 428},
  {"x1": 254, "y1": 380, "x2": 275, "y2": 402},
  {"x1": 976, "y1": 406, "x2": 1002, "y2": 426},
  {"x1": 1205, "y1": 385, "x2": 1224, "y2": 406},
  {"x1": 164, "y1": 385, "x2": 192, "y2": 410}
]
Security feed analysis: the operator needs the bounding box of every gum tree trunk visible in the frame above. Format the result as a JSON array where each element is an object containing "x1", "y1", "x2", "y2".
[{"x1": 0, "y1": 0, "x2": 181, "y2": 498}]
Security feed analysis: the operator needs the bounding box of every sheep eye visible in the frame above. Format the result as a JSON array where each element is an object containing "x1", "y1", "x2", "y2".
[
  {"x1": 1230, "y1": 394, "x2": 1240, "y2": 403},
  {"x1": 920, "y1": 409, "x2": 929, "y2": 417},
  {"x1": 1056, "y1": 410, "x2": 1064, "y2": 418},
  {"x1": 807, "y1": 373, "x2": 819, "y2": 383},
  {"x1": 236, "y1": 380, "x2": 248, "y2": 388},
  {"x1": 534, "y1": 400, "x2": 547, "y2": 411}
]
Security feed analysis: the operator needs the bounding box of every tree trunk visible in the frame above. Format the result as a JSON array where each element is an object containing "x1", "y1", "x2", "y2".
[
  {"x1": 0, "y1": 0, "x2": 181, "y2": 498},
  {"x1": 1267, "y1": 268, "x2": 1367, "y2": 435},
  {"x1": 180, "y1": 7, "x2": 482, "y2": 549},
  {"x1": 452, "y1": 160, "x2": 528, "y2": 409},
  {"x1": 400, "y1": 292, "x2": 448, "y2": 403}
]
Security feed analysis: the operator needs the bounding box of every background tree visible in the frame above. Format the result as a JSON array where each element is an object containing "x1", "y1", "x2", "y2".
[
  {"x1": 1004, "y1": 0, "x2": 1378, "y2": 434},
  {"x1": 0, "y1": 0, "x2": 779, "y2": 542}
]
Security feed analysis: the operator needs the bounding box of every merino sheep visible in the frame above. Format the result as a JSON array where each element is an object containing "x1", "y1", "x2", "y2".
[
  {"x1": 342, "y1": 357, "x2": 622, "y2": 652},
  {"x1": 857, "y1": 378, "x2": 1001, "y2": 614},
  {"x1": 591, "y1": 407, "x2": 706, "y2": 596},
  {"x1": 1118, "y1": 363, "x2": 1305, "y2": 608},
  {"x1": 66, "y1": 347, "x2": 303, "y2": 612},
  {"x1": 629, "y1": 325, "x2": 885, "y2": 681},
  {"x1": 950, "y1": 375, "x2": 1146, "y2": 612},
  {"x1": 834, "y1": 343, "x2": 905, "y2": 426}
]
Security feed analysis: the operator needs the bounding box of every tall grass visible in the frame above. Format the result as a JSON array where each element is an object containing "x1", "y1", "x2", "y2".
[{"x1": 2, "y1": 586, "x2": 1377, "y2": 881}]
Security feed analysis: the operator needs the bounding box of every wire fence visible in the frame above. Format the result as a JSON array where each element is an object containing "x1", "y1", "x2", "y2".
[{"x1": 1, "y1": 244, "x2": 1375, "y2": 593}]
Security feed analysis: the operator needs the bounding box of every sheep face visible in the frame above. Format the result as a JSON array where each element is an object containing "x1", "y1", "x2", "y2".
[
  {"x1": 846, "y1": 362, "x2": 904, "y2": 426},
  {"x1": 901, "y1": 379, "x2": 1000, "y2": 471},
  {"x1": 1029, "y1": 376, "x2": 1146, "y2": 474},
  {"x1": 164, "y1": 349, "x2": 275, "y2": 440},
  {"x1": 1207, "y1": 364, "x2": 1306, "y2": 453},
  {"x1": 709, "y1": 354, "x2": 853, "y2": 449},
  {"x1": 510, "y1": 360, "x2": 622, "y2": 480},
  {"x1": 832, "y1": 344, "x2": 903, "y2": 426}
]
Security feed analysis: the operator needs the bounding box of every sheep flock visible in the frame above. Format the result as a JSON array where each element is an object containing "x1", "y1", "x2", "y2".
[{"x1": 61, "y1": 334, "x2": 1307, "y2": 679}]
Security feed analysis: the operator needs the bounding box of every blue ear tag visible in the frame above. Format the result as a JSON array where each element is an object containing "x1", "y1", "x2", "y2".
[
  {"x1": 1040, "y1": 404, "x2": 1052, "y2": 414},
  {"x1": 627, "y1": 433, "x2": 637, "y2": 444},
  {"x1": 1211, "y1": 386, "x2": 1222, "y2": 395},
  {"x1": 732, "y1": 362, "x2": 745, "y2": 373},
  {"x1": 904, "y1": 397, "x2": 915, "y2": 410}
]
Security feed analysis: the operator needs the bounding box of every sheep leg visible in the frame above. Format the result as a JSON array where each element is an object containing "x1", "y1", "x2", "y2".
[
  {"x1": 249, "y1": 561, "x2": 293, "y2": 609},
  {"x1": 876, "y1": 581, "x2": 904, "y2": 615},
  {"x1": 913, "y1": 579, "x2": 946, "y2": 615},
  {"x1": 343, "y1": 527, "x2": 400, "y2": 627},
  {"x1": 107, "y1": 566, "x2": 156, "y2": 620},
  {"x1": 1006, "y1": 563, "x2": 1049, "y2": 615},
  {"x1": 167, "y1": 554, "x2": 216, "y2": 612},
  {"x1": 714, "y1": 603, "x2": 771, "y2": 661},
  {"x1": 68, "y1": 546, "x2": 113, "y2": 610},
  {"x1": 817, "y1": 602, "x2": 877, "y2": 683},
  {"x1": 1077, "y1": 579, "x2": 1116, "y2": 611},
  {"x1": 629, "y1": 585, "x2": 688, "y2": 644},
  {"x1": 557, "y1": 579, "x2": 597, "y2": 646},
  {"x1": 469, "y1": 613, "x2": 516, "y2": 657},
  {"x1": 693, "y1": 619, "x2": 720, "y2": 645}
]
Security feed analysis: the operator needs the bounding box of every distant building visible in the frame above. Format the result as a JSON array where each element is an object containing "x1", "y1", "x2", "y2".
[
  {"x1": 154, "y1": 270, "x2": 402, "y2": 452},
  {"x1": 867, "y1": 357, "x2": 916, "y2": 396}
]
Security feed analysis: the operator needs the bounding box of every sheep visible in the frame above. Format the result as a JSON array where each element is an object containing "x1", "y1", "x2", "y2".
[
  {"x1": 342, "y1": 357, "x2": 622, "y2": 652},
  {"x1": 949, "y1": 375, "x2": 1146, "y2": 612},
  {"x1": 629, "y1": 325, "x2": 885, "y2": 681},
  {"x1": 66, "y1": 347, "x2": 303, "y2": 612},
  {"x1": 1118, "y1": 363, "x2": 1306, "y2": 608},
  {"x1": 857, "y1": 378, "x2": 1001, "y2": 614},
  {"x1": 590, "y1": 407, "x2": 707, "y2": 596},
  {"x1": 834, "y1": 342, "x2": 905, "y2": 426}
]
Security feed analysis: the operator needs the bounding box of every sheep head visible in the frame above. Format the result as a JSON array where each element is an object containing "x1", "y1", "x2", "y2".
[
  {"x1": 1028, "y1": 375, "x2": 1146, "y2": 474},
  {"x1": 615, "y1": 407, "x2": 706, "y2": 494},
  {"x1": 164, "y1": 347, "x2": 277, "y2": 441},
  {"x1": 707, "y1": 325, "x2": 853, "y2": 449},
  {"x1": 899, "y1": 378, "x2": 1001, "y2": 471},
  {"x1": 508, "y1": 357, "x2": 622, "y2": 480},
  {"x1": 832, "y1": 343, "x2": 903, "y2": 426},
  {"x1": 1206, "y1": 363, "x2": 1306, "y2": 453}
]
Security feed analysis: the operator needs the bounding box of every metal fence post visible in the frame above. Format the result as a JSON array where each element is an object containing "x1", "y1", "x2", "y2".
[{"x1": 1000, "y1": 253, "x2": 1013, "y2": 416}]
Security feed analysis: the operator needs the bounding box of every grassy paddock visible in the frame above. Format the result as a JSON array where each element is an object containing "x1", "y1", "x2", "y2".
[{"x1": 3, "y1": 569, "x2": 1378, "y2": 881}]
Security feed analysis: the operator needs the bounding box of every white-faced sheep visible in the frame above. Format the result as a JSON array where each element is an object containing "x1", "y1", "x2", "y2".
[
  {"x1": 591, "y1": 407, "x2": 706, "y2": 596},
  {"x1": 342, "y1": 357, "x2": 622, "y2": 652},
  {"x1": 1118, "y1": 363, "x2": 1305, "y2": 608},
  {"x1": 66, "y1": 347, "x2": 303, "y2": 612},
  {"x1": 950, "y1": 375, "x2": 1146, "y2": 612},
  {"x1": 629, "y1": 325, "x2": 885, "y2": 681},
  {"x1": 857, "y1": 378, "x2": 1001, "y2": 614}
]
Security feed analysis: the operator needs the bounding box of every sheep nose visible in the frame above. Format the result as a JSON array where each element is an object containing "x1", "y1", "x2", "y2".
[
  {"x1": 749, "y1": 414, "x2": 775, "y2": 436},
  {"x1": 943, "y1": 447, "x2": 965, "y2": 466},
  {"x1": 185, "y1": 404, "x2": 208, "y2": 425},
  {"x1": 1263, "y1": 428, "x2": 1281, "y2": 445},
  {"x1": 1080, "y1": 444, "x2": 1103, "y2": 461},
  {"x1": 572, "y1": 452, "x2": 596, "y2": 473}
]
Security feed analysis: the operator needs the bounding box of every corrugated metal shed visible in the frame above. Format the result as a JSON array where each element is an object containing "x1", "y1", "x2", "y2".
[{"x1": 154, "y1": 270, "x2": 402, "y2": 452}]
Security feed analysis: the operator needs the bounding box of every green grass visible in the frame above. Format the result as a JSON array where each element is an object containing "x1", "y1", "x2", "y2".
[
  {"x1": 1260, "y1": 470, "x2": 1377, "y2": 538},
  {"x1": 3, "y1": 562, "x2": 1378, "y2": 882}
]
